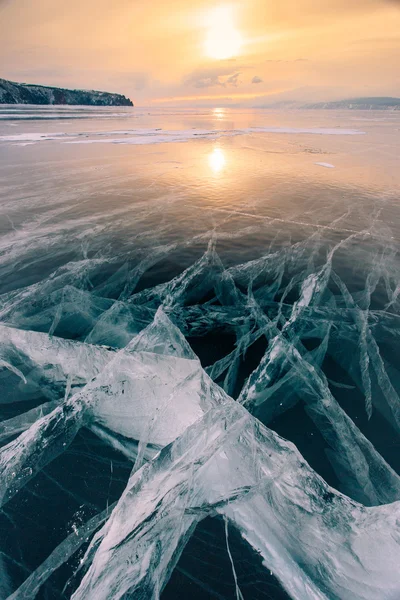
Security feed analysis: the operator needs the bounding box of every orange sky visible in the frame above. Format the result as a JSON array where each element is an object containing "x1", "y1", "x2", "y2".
[{"x1": 0, "y1": 0, "x2": 399, "y2": 105}]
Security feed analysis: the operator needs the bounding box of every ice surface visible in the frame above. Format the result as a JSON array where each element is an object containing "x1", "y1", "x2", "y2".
[
  {"x1": 72, "y1": 402, "x2": 400, "y2": 600},
  {"x1": 2, "y1": 136, "x2": 400, "y2": 599},
  {"x1": 0, "y1": 126, "x2": 366, "y2": 147},
  {"x1": 3, "y1": 294, "x2": 400, "y2": 598},
  {"x1": 7, "y1": 502, "x2": 118, "y2": 600},
  {"x1": 0, "y1": 309, "x2": 227, "y2": 506},
  {"x1": 238, "y1": 292, "x2": 400, "y2": 506},
  {"x1": 0, "y1": 324, "x2": 113, "y2": 404}
]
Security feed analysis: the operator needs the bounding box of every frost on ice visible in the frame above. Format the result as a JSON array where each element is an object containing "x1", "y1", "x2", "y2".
[{"x1": 1, "y1": 221, "x2": 400, "y2": 599}]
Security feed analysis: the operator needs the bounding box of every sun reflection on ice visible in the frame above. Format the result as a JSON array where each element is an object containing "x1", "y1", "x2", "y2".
[
  {"x1": 208, "y1": 147, "x2": 226, "y2": 174},
  {"x1": 212, "y1": 107, "x2": 225, "y2": 120}
]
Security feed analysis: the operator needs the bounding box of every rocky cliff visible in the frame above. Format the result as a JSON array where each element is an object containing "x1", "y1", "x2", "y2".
[{"x1": 0, "y1": 78, "x2": 133, "y2": 106}]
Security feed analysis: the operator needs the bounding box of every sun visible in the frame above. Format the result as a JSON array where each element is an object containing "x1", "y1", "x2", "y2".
[{"x1": 204, "y1": 5, "x2": 243, "y2": 60}]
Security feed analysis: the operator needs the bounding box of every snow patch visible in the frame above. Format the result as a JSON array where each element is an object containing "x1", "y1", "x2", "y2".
[{"x1": 315, "y1": 162, "x2": 335, "y2": 168}]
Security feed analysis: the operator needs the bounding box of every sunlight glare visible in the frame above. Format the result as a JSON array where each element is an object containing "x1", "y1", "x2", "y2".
[
  {"x1": 204, "y1": 5, "x2": 243, "y2": 60},
  {"x1": 208, "y1": 147, "x2": 226, "y2": 173},
  {"x1": 213, "y1": 107, "x2": 225, "y2": 120}
]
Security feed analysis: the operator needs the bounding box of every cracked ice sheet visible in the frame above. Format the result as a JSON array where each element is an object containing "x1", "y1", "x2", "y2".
[
  {"x1": 72, "y1": 403, "x2": 400, "y2": 600},
  {"x1": 3, "y1": 306, "x2": 400, "y2": 599},
  {"x1": 2, "y1": 240, "x2": 400, "y2": 508},
  {"x1": 0, "y1": 310, "x2": 228, "y2": 507},
  {"x1": 0, "y1": 323, "x2": 113, "y2": 394},
  {"x1": 3, "y1": 119, "x2": 400, "y2": 600}
]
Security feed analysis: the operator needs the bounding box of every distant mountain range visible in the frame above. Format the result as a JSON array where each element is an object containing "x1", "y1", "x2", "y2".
[
  {"x1": 303, "y1": 97, "x2": 400, "y2": 110},
  {"x1": 0, "y1": 78, "x2": 133, "y2": 106}
]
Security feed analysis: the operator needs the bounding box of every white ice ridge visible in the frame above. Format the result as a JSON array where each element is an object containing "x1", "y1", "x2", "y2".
[
  {"x1": 72, "y1": 405, "x2": 400, "y2": 600},
  {"x1": 0, "y1": 126, "x2": 366, "y2": 146},
  {"x1": 0, "y1": 323, "x2": 113, "y2": 400},
  {"x1": 0, "y1": 310, "x2": 227, "y2": 507},
  {"x1": 238, "y1": 292, "x2": 400, "y2": 506},
  {"x1": 2, "y1": 223, "x2": 400, "y2": 599},
  {"x1": 4, "y1": 310, "x2": 400, "y2": 600}
]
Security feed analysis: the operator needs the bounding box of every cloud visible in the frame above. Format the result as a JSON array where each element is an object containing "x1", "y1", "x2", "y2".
[
  {"x1": 191, "y1": 75, "x2": 224, "y2": 88},
  {"x1": 184, "y1": 67, "x2": 243, "y2": 89},
  {"x1": 226, "y1": 72, "x2": 240, "y2": 86},
  {"x1": 252, "y1": 76, "x2": 263, "y2": 84}
]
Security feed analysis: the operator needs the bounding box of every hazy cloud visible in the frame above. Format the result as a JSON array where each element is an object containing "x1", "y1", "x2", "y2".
[
  {"x1": 184, "y1": 67, "x2": 243, "y2": 89},
  {"x1": 350, "y1": 35, "x2": 400, "y2": 46},
  {"x1": 193, "y1": 76, "x2": 223, "y2": 88},
  {"x1": 226, "y1": 72, "x2": 240, "y2": 86},
  {"x1": 0, "y1": 0, "x2": 12, "y2": 12},
  {"x1": 264, "y1": 59, "x2": 309, "y2": 63},
  {"x1": 252, "y1": 76, "x2": 263, "y2": 84}
]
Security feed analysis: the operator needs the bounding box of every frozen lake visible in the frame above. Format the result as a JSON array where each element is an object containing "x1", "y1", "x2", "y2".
[{"x1": 0, "y1": 105, "x2": 400, "y2": 600}]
